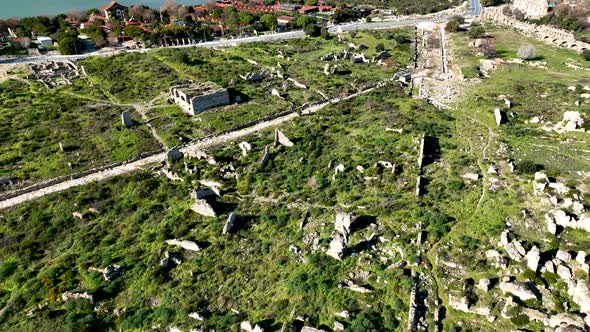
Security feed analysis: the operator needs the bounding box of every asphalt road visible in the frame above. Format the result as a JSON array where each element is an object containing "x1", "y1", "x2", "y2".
[
  {"x1": 0, "y1": 16, "x2": 456, "y2": 65},
  {"x1": 470, "y1": 0, "x2": 481, "y2": 16}
]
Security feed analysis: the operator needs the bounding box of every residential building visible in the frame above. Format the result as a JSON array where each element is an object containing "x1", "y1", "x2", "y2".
[{"x1": 103, "y1": 1, "x2": 127, "y2": 20}]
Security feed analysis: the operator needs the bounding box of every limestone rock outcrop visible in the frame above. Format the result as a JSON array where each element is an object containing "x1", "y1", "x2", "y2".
[{"x1": 165, "y1": 239, "x2": 200, "y2": 252}]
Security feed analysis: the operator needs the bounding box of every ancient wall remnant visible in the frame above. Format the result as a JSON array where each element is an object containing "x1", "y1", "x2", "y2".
[
  {"x1": 513, "y1": 0, "x2": 549, "y2": 19},
  {"x1": 170, "y1": 83, "x2": 230, "y2": 116},
  {"x1": 480, "y1": 6, "x2": 590, "y2": 53}
]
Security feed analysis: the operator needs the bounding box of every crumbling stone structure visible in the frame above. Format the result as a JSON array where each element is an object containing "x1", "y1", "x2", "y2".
[
  {"x1": 513, "y1": 0, "x2": 549, "y2": 19},
  {"x1": 480, "y1": 6, "x2": 590, "y2": 53},
  {"x1": 170, "y1": 83, "x2": 230, "y2": 116}
]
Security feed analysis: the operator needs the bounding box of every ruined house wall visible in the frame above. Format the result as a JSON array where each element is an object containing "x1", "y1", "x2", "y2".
[
  {"x1": 191, "y1": 89, "x2": 230, "y2": 114},
  {"x1": 170, "y1": 87, "x2": 230, "y2": 115},
  {"x1": 479, "y1": 6, "x2": 590, "y2": 53}
]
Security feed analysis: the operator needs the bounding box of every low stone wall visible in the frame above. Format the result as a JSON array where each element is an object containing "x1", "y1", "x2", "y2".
[
  {"x1": 479, "y1": 6, "x2": 590, "y2": 53},
  {"x1": 0, "y1": 150, "x2": 162, "y2": 202}
]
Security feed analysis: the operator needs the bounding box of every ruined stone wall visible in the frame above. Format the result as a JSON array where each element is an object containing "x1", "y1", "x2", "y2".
[
  {"x1": 192, "y1": 89, "x2": 230, "y2": 114},
  {"x1": 480, "y1": 6, "x2": 590, "y2": 53},
  {"x1": 513, "y1": 0, "x2": 549, "y2": 19}
]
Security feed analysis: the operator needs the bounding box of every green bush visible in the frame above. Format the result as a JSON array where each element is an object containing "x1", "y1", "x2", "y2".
[{"x1": 516, "y1": 160, "x2": 541, "y2": 174}]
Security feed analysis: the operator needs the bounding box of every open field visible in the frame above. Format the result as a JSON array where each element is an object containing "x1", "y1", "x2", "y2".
[{"x1": 0, "y1": 29, "x2": 413, "y2": 186}]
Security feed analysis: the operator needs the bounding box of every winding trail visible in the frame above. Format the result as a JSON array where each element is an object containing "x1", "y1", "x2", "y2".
[{"x1": 0, "y1": 85, "x2": 378, "y2": 210}]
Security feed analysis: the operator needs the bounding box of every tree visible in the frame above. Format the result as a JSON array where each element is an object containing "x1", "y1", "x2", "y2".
[
  {"x1": 304, "y1": 24, "x2": 320, "y2": 37},
  {"x1": 517, "y1": 44, "x2": 537, "y2": 59},
  {"x1": 260, "y1": 13, "x2": 277, "y2": 31},
  {"x1": 320, "y1": 26, "x2": 329, "y2": 39},
  {"x1": 375, "y1": 42, "x2": 385, "y2": 52},
  {"x1": 468, "y1": 24, "x2": 486, "y2": 39},
  {"x1": 582, "y1": 49, "x2": 590, "y2": 61},
  {"x1": 238, "y1": 11, "x2": 253, "y2": 26},
  {"x1": 296, "y1": 15, "x2": 316, "y2": 28},
  {"x1": 57, "y1": 31, "x2": 84, "y2": 55},
  {"x1": 305, "y1": 0, "x2": 318, "y2": 5},
  {"x1": 124, "y1": 25, "x2": 145, "y2": 40}
]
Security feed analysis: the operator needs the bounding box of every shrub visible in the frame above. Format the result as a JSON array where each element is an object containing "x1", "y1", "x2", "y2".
[
  {"x1": 375, "y1": 42, "x2": 385, "y2": 52},
  {"x1": 516, "y1": 160, "x2": 541, "y2": 174},
  {"x1": 468, "y1": 24, "x2": 486, "y2": 39},
  {"x1": 446, "y1": 20, "x2": 461, "y2": 32},
  {"x1": 582, "y1": 49, "x2": 590, "y2": 61},
  {"x1": 510, "y1": 314, "x2": 530, "y2": 326},
  {"x1": 517, "y1": 44, "x2": 537, "y2": 60}
]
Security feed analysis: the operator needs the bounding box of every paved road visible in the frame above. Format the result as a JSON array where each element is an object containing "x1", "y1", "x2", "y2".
[
  {"x1": 470, "y1": 0, "x2": 481, "y2": 16},
  {"x1": 0, "y1": 17, "x2": 453, "y2": 65}
]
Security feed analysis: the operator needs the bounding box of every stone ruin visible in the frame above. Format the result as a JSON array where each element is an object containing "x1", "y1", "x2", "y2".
[
  {"x1": 88, "y1": 264, "x2": 121, "y2": 281},
  {"x1": 480, "y1": 6, "x2": 590, "y2": 53},
  {"x1": 62, "y1": 291, "x2": 93, "y2": 302},
  {"x1": 512, "y1": 0, "x2": 549, "y2": 19},
  {"x1": 494, "y1": 108, "x2": 505, "y2": 126},
  {"x1": 27, "y1": 61, "x2": 85, "y2": 89},
  {"x1": 543, "y1": 111, "x2": 585, "y2": 133},
  {"x1": 170, "y1": 83, "x2": 230, "y2": 116},
  {"x1": 121, "y1": 111, "x2": 132, "y2": 128},
  {"x1": 239, "y1": 141, "x2": 252, "y2": 156},
  {"x1": 326, "y1": 212, "x2": 353, "y2": 260},
  {"x1": 239, "y1": 69, "x2": 271, "y2": 83},
  {"x1": 260, "y1": 145, "x2": 271, "y2": 166},
  {"x1": 191, "y1": 199, "x2": 216, "y2": 217},
  {"x1": 223, "y1": 213, "x2": 236, "y2": 235},
  {"x1": 165, "y1": 239, "x2": 201, "y2": 251},
  {"x1": 274, "y1": 129, "x2": 294, "y2": 147},
  {"x1": 240, "y1": 321, "x2": 264, "y2": 332}
]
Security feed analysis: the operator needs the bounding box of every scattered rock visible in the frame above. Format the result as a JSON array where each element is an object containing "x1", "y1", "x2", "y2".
[
  {"x1": 239, "y1": 141, "x2": 252, "y2": 157},
  {"x1": 478, "y1": 278, "x2": 491, "y2": 292},
  {"x1": 167, "y1": 147, "x2": 184, "y2": 161},
  {"x1": 121, "y1": 111, "x2": 133, "y2": 128},
  {"x1": 260, "y1": 145, "x2": 271, "y2": 166},
  {"x1": 526, "y1": 246, "x2": 540, "y2": 272},
  {"x1": 165, "y1": 239, "x2": 200, "y2": 252},
  {"x1": 499, "y1": 281, "x2": 538, "y2": 301},
  {"x1": 223, "y1": 213, "x2": 237, "y2": 235},
  {"x1": 62, "y1": 291, "x2": 93, "y2": 302},
  {"x1": 89, "y1": 265, "x2": 121, "y2": 281},
  {"x1": 462, "y1": 172, "x2": 479, "y2": 181},
  {"x1": 189, "y1": 312, "x2": 204, "y2": 320},
  {"x1": 240, "y1": 321, "x2": 264, "y2": 332},
  {"x1": 274, "y1": 129, "x2": 294, "y2": 147},
  {"x1": 191, "y1": 199, "x2": 216, "y2": 217},
  {"x1": 494, "y1": 108, "x2": 504, "y2": 126}
]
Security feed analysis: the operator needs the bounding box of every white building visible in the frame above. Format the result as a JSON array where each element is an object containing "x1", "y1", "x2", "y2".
[{"x1": 37, "y1": 36, "x2": 53, "y2": 47}]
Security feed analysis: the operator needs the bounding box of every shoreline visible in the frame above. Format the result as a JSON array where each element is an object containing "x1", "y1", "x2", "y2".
[{"x1": 1, "y1": 0, "x2": 204, "y2": 19}]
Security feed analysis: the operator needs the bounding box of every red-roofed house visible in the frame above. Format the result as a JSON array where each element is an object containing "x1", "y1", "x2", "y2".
[
  {"x1": 277, "y1": 16, "x2": 295, "y2": 26},
  {"x1": 298, "y1": 5, "x2": 319, "y2": 15},
  {"x1": 103, "y1": 1, "x2": 127, "y2": 20}
]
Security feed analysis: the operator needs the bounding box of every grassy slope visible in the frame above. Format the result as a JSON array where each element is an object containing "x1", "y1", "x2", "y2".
[{"x1": 0, "y1": 83, "x2": 480, "y2": 331}]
